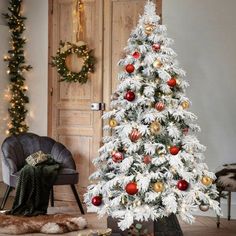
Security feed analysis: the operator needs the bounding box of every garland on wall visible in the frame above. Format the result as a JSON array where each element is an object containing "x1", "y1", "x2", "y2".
[{"x1": 3, "y1": 0, "x2": 32, "y2": 135}]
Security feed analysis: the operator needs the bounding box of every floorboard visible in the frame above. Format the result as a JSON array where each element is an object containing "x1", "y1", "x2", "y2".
[{"x1": 0, "y1": 196, "x2": 235, "y2": 235}]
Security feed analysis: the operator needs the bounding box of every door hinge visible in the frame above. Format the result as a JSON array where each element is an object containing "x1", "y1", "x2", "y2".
[
  {"x1": 50, "y1": 87, "x2": 53, "y2": 96},
  {"x1": 91, "y1": 102, "x2": 105, "y2": 111},
  {"x1": 51, "y1": 0, "x2": 54, "y2": 14}
]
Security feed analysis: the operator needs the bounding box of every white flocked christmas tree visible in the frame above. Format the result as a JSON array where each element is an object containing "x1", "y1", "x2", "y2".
[{"x1": 85, "y1": 0, "x2": 221, "y2": 230}]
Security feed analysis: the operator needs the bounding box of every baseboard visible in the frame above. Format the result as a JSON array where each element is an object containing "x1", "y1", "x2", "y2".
[{"x1": 194, "y1": 201, "x2": 236, "y2": 220}]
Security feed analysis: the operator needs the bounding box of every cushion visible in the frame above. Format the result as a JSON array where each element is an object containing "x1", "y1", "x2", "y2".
[{"x1": 25, "y1": 151, "x2": 49, "y2": 166}]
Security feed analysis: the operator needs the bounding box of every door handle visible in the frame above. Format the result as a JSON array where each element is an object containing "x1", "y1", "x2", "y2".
[{"x1": 91, "y1": 103, "x2": 105, "y2": 111}]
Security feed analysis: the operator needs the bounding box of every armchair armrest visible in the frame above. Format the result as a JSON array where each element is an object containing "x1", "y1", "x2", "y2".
[{"x1": 2, "y1": 157, "x2": 17, "y2": 174}]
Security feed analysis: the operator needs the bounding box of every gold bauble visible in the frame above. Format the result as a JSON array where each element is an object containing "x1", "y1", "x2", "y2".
[
  {"x1": 150, "y1": 121, "x2": 161, "y2": 134},
  {"x1": 201, "y1": 176, "x2": 213, "y2": 186},
  {"x1": 153, "y1": 60, "x2": 162, "y2": 69},
  {"x1": 109, "y1": 118, "x2": 117, "y2": 128},
  {"x1": 145, "y1": 23, "x2": 155, "y2": 35},
  {"x1": 153, "y1": 182, "x2": 164, "y2": 192},
  {"x1": 181, "y1": 101, "x2": 190, "y2": 109}
]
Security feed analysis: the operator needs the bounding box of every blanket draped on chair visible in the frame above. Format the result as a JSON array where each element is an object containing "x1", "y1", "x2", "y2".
[{"x1": 9, "y1": 157, "x2": 60, "y2": 216}]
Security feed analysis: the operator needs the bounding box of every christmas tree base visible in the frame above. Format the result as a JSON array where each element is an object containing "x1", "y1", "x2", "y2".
[{"x1": 107, "y1": 214, "x2": 183, "y2": 236}]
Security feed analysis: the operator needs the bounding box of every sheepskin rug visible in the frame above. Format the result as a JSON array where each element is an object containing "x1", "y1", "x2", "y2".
[
  {"x1": 216, "y1": 163, "x2": 236, "y2": 190},
  {"x1": 0, "y1": 212, "x2": 87, "y2": 234}
]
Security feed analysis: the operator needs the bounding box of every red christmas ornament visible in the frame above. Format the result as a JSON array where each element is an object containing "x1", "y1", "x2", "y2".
[
  {"x1": 112, "y1": 151, "x2": 124, "y2": 163},
  {"x1": 125, "y1": 90, "x2": 135, "y2": 102},
  {"x1": 169, "y1": 146, "x2": 180, "y2": 155},
  {"x1": 125, "y1": 182, "x2": 138, "y2": 195},
  {"x1": 152, "y1": 43, "x2": 161, "y2": 51},
  {"x1": 125, "y1": 64, "x2": 135, "y2": 73},
  {"x1": 143, "y1": 155, "x2": 152, "y2": 164},
  {"x1": 167, "y1": 78, "x2": 177, "y2": 87},
  {"x1": 177, "y1": 180, "x2": 189, "y2": 191},
  {"x1": 129, "y1": 129, "x2": 141, "y2": 142},
  {"x1": 155, "y1": 102, "x2": 165, "y2": 111},
  {"x1": 183, "y1": 127, "x2": 189, "y2": 135},
  {"x1": 92, "y1": 196, "x2": 102, "y2": 206},
  {"x1": 132, "y1": 51, "x2": 141, "y2": 59}
]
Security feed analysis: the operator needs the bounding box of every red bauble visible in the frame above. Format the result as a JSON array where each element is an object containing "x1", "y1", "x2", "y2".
[
  {"x1": 129, "y1": 129, "x2": 141, "y2": 142},
  {"x1": 92, "y1": 196, "x2": 102, "y2": 206},
  {"x1": 143, "y1": 155, "x2": 152, "y2": 164},
  {"x1": 125, "y1": 90, "x2": 135, "y2": 101},
  {"x1": 125, "y1": 64, "x2": 135, "y2": 73},
  {"x1": 167, "y1": 78, "x2": 177, "y2": 87},
  {"x1": 112, "y1": 151, "x2": 124, "y2": 163},
  {"x1": 177, "y1": 180, "x2": 189, "y2": 191},
  {"x1": 152, "y1": 43, "x2": 161, "y2": 51},
  {"x1": 125, "y1": 182, "x2": 138, "y2": 195},
  {"x1": 155, "y1": 102, "x2": 165, "y2": 111},
  {"x1": 169, "y1": 146, "x2": 180, "y2": 155},
  {"x1": 132, "y1": 51, "x2": 141, "y2": 59}
]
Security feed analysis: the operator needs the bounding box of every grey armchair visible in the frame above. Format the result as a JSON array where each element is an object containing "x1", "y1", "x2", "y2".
[{"x1": 0, "y1": 132, "x2": 84, "y2": 214}]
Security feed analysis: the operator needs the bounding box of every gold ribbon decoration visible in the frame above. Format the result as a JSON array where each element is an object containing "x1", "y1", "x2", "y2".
[{"x1": 72, "y1": 0, "x2": 85, "y2": 42}]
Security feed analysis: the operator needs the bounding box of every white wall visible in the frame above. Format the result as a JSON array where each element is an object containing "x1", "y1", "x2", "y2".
[
  {"x1": 24, "y1": 0, "x2": 48, "y2": 136},
  {"x1": 163, "y1": 0, "x2": 236, "y2": 219},
  {"x1": 0, "y1": 32, "x2": 9, "y2": 182},
  {"x1": 0, "y1": 0, "x2": 48, "y2": 180}
]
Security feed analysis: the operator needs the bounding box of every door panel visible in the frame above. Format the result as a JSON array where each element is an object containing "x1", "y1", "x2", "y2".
[
  {"x1": 103, "y1": 0, "x2": 162, "y2": 108},
  {"x1": 48, "y1": 0, "x2": 103, "y2": 202}
]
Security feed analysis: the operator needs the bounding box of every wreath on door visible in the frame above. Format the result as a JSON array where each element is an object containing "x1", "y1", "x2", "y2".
[{"x1": 51, "y1": 41, "x2": 95, "y2": 84}]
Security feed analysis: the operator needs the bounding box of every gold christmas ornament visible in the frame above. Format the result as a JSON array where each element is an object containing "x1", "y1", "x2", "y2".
[
  {"x1": 153, "y1": 182, "x2": 164, "y2": 192},
  {"x1": 181, "y1": 101, "x2": 190, "y2": 109},
  {"x1": 199, "y1": 204, "x2": 210, "y2": 212},
  {"x1": 145, "y1": 23, "x2": 155, "y2": 35},
  {"x1": 109, "y1": 118, "x2": 117, "y2": 128},
  {"x1": 201, "y1": 176, "x2": 213, "y2": 186},
  {"x1": 150, "y1": 121, "x2": 161, "y2": 135},
  {"x1": 153, "y1": 60, "x2": 162, "y2": 69}
]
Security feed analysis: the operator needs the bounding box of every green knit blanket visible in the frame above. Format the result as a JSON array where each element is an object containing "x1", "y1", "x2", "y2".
[{"x1": 9, "y1": 157, "x2": 60, "y2": 216}]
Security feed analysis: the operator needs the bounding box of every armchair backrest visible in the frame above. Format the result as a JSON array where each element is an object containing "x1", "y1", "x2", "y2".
[{"x1": 1, "y1": 133, "x2": 76, "y2": 172}]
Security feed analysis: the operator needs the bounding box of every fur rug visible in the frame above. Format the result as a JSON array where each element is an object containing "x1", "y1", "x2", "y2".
[
  {"x1": 0, "y1": 212, "x2": 87, "y2": 234},
  {"x1": 216, "y1": 163, "x2": 236, "y2": 190}
]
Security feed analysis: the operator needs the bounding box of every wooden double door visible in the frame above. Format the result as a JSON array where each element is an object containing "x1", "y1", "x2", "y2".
[{"x1": 48, "y1": 0, "x2": 162, "y2": 203}]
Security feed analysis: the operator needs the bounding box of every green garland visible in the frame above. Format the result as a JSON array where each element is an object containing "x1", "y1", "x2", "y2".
[
  {"x1": 3, "y1": 0, "x2": 32, "y2": 135},
  {"x1": 52, "y1": 41, "x2": 95, "y2": 83}
]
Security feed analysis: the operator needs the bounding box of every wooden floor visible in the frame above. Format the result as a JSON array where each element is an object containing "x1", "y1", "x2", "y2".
[{"x1": 0, "y1": 196, "x2": 236, "y2": 235}]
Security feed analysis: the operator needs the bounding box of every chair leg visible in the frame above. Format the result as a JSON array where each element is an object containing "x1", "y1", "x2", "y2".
[
  {"x1": 228, "y1": 191, "x2": 231, "y2": 221},
  {"x1": 50, "y1": 187, "x2": 54, "y2": 207},
  {"x1": 70, "y1": 185, "x2": 85, "y2": 215},
  {"x1": 217, "y1": 190, "x2": 221, "y2": 228},
  {"x1": 0, "y1": 185, "x2": 13, "y2": 210}
]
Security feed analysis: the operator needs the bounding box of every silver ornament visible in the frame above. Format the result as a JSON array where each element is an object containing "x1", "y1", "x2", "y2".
[{"x1": 199, "y1": 204, "x2": 210, "y2": 212}]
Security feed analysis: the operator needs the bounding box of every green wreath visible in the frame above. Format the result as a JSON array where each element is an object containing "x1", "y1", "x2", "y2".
[{"x1": 52, "y1": 41, "x2": 95, "y2": 83}]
